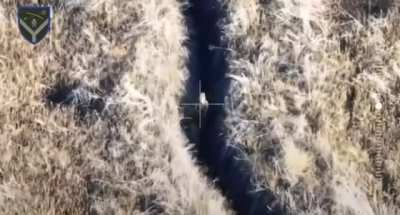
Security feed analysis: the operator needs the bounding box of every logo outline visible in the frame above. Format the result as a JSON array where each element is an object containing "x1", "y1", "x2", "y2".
[{"x1": 17, "y1": 6, "x2": 51, "y2": 45}]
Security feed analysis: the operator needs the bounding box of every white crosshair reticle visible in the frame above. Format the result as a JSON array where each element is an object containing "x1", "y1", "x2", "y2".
[{"x1": 181, "y1": 80, "x2": 225, "y2": 128}]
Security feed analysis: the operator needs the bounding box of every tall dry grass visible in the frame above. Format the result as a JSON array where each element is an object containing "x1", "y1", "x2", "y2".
[
  {"x1": 0, "y1": 0, "x2": 231, "y2": 214},
  {"x1": 224, "y1": 0, "x2": 400, "y2": 214},
  {"x1": 2, "y1": 0, "x2": 400, "y2": 214}
]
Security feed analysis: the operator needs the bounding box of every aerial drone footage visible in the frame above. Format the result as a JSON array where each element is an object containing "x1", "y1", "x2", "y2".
[{"x1": 0, "y1": 0, "x2": 400, "y2": 214}]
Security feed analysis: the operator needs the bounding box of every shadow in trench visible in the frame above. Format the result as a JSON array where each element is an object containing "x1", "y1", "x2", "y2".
[{"x1": 180, "y1": 0, "x2": 285, "y2": 214}]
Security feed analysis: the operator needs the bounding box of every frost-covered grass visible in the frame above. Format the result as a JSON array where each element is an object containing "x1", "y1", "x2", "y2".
[
  {"x1": 224, "y1": 0, "x2": 400, "y2": 214},
  {"x1": 0, "y1": 0, "x2": 230, "y2": 214}
]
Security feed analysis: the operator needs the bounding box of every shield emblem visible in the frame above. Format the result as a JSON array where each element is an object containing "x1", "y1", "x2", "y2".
[{"x1": 17, "y1": 6, "x2": 51, "y2": 44}]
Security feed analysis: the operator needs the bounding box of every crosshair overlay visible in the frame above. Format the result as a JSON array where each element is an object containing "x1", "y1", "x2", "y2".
[{"x1": 180, "y1": 80, "x2": 225, "y2": 128}]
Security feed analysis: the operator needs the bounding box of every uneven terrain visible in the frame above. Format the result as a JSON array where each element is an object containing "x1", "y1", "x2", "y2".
[
  {"x1": 0, "y1": 0, "x2": 230, "y2": 214},
  {"x1": 225, "y1": 0, "x2": 400, "y2": 214},
  {"x1": 0, "y1": 0, "x2": 400, "y2": 215}
]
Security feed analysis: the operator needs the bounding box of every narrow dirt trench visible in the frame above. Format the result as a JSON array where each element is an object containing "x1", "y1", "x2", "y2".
[{"x1": 180, "y1": 0, "x2": 285, "y2": 214}]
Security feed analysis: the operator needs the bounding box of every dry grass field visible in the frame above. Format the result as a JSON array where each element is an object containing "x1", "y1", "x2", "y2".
[
  {"x1": 0, "y1": 0, "x2": 400, "y2": 214},
  {"x1": 0, "y1": 0, "x2": 230, "y2": 214},
  {"x1": 225, "y1": 0, "x2": 400, "y2": 214}
]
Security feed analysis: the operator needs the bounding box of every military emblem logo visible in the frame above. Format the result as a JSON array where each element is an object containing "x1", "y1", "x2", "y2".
[{"x1": 17, "y1": 6, "x2": 51, "y2": 44}]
